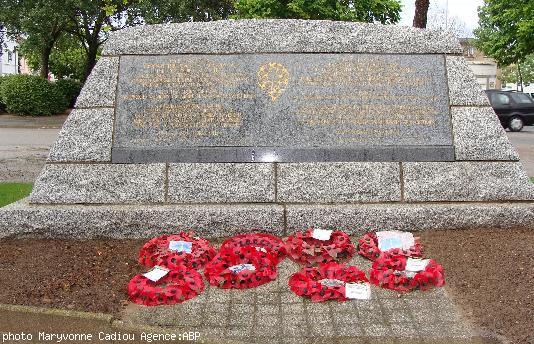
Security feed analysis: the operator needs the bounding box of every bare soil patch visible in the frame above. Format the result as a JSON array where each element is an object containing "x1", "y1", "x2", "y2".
[
  {"x1": 0, "y1": 239, "x2": 144, "y2": 315},
  {"x1": 419, "y1": 229, "x2": 534, "y2": 344}
]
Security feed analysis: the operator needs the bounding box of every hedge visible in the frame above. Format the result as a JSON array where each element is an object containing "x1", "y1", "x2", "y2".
[
  {"x1": 0, "y1": 75, "x2": 68, "y2": 116},
  {"x1": 55, "y1": 78, "x2": 82, "y2": 108}
]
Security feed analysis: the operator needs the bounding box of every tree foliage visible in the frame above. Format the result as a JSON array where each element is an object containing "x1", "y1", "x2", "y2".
[
  {"x1": 500, "y1": 55, "x2": 534, "y2": 88},
  {"x1": 0, "y1": 0, "x2": 71, "y2": 78},
  {"x1": 232, "y1": 0, "x2": 401, "y2": 23},
  {"x1": 130, "y1": 0, "x2": 235, "y2": 24},
  {"x1": 20, "y1": 34, "x2": 87, "y2": 80},
  {"x1": 0, "y1": 24, "x2": 5, "y2": 58},
  {"x1": 474, "y1": 0, "x2": 534, "y2": 67}
]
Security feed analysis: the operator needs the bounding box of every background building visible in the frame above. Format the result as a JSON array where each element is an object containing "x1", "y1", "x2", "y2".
[
  {"x1": 459, "y1": 38, "x2": 500, "y2": 90},
  {"x1": 1, "y1": 37, "x2": 19, "y2": 75}
]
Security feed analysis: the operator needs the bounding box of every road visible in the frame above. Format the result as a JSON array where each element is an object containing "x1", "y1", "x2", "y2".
[{"x1": 0, "y1": 117, "x2": 533, "y2": 182}]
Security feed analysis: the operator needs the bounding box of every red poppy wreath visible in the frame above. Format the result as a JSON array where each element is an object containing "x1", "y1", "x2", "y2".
[
  {"x1": 289, "y1": 262, "x2": 368, "y2": 302},
  {"x1": 285, "y1": 228, "x2": 355, "y2": 266},
  {"x1": 127, "y1": 265, "x2": 205, "y2": 306},
  {"x1": 204, "y1": 246, "x2": 278, "y2": 289},
  {"x1": 369, "y1": 252, "x2": 445, "y2": 292},
  {"x1": 357, "y1": 232, "x2": 423, "y2": 261},
  {"x1": 138, "y1": 232, "x2": 216, "y2": 270},
  {"x1": 220, "y1": 233, "x2": 287, "y2": 264}
]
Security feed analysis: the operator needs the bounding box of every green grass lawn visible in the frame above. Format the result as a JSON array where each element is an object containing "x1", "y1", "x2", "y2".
[{"x1": 0, "y1": 183, "x2": 33, "y2": 207}]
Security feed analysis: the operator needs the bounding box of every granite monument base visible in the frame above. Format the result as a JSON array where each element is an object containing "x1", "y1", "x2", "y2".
[
  {"x1": 1, "y1": 199, "x2": 534, "y2": 239},
  {"x1": 1, "y1": 20, "x2": 534, "y2": 238}
]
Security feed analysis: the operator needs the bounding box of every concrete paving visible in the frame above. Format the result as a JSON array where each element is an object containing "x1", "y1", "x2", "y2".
[
  {"x1": 506, "y1": 126, "x2": 534, "y2": 176},
  {"x1": 121, "y1": 255, "x2": 483, "y2": 344}
]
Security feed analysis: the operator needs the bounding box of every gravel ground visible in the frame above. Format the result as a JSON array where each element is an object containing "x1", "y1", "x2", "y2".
[{"x1": 0, "y1": 230, "x2": 532, "y2": 343}]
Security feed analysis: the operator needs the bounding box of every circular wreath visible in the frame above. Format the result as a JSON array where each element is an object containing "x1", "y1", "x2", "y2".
[
  {"x1": 369, "y1": 252, "x2": 445, "y2": 292},
  {"x1": 220, "y1": 233, "x2": 287, "y2": 264},
  {"x1": 285, "y1": 228, "x2": 355, "y2": 266},
  {"x1": 204, "y1": 246, "x2": 278, "y2": 289},
  {"x1": 127, "y1": 265, "x2": 205, "y2": 306},
  {"x1": 357, "y1": 232, "x2": 423, "y2": 261},
  {"x1": 288, "y1": 262, "x2": 368, "y2": 302},
  {"x1": 138, "y1": 232, "x2": 216, "y2": 270}
]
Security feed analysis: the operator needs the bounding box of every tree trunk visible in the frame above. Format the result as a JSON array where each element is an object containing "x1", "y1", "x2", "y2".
[
  {"x1": 518, "y1": 63, "x2": 524, "y2": 92},
  {"x1": 413, "y1": 0, "x2": 430, "y2": 28},
  {"x1": 83, "y1": 43, "x2": 98, "y2": 82},
  {"x1": 40, "y1": 43, "x2": 53, "y2": 79}
]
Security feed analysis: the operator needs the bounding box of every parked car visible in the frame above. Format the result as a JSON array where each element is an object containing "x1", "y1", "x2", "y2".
[{"x1": 485, "y1": 90, "x2": 534, "y2": 131}]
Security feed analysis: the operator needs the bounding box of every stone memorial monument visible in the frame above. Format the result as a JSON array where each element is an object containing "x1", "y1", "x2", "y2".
[{"x1": 1, "y1": 20, "x2": 533, "y2": 238}]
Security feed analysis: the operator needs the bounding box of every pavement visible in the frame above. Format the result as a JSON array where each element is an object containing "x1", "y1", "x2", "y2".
[
  {"x1": 119, "y1": 255, "x2": 486, "y2": 344},
  {"x1": 0, "y1": 114, "x2": 65, "y2": 183},
  {"x1": 0, "y1": 255, "x2": 492, "y2": 344}
]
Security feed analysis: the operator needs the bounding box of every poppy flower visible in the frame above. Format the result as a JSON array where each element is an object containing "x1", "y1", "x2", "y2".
[
  {"x1": 204, "y1": 246, "x2": 277, "y2": 289},
  {"x1": 285, "y1": 228, "x2": 355, "y2": 266},
  {"x1": 127, "y1": 265, "x2": 205, "y2": 306},
  {"x1": 138, "y1": 232, "x2": 216, "y2": 270},
  {"x1": 289, "y1": 262, "x2": 368, "y2": 302},
  {"x1": 357, "y1": 232, "x2": 423, "y2": 261},
  {"x1": 369, "y1": 252, "x2": 445, "y2": 292},
  {"x1": 220, "y1": 233, "x2": 287, "y2": 264}
]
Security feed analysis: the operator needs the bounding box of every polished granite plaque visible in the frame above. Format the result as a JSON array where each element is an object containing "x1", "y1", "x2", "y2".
[{"x1": 112, "y1": 54, "x2": 454, "y2": 162}]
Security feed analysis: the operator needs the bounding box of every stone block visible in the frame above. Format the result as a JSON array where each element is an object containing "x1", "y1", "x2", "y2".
[
  {"x1": 446, "y1": 56, "x2": 491, "y2": 106},
  {"x1": 286, "y1": 203, "x2": 534, "y2": 233},
  {"x1": 403, "y1": 162, "x2": 534, "y2": 201},
  {"x1": 29, "y1": 164, "x2": 166, "y2": 204},
  {"x1": 451, "y1": 107, "x2": 519, "y2": 161},
  {"x1": 103, "y1": 20, "x2": 461, "y2": 56},
  {"x1": 168, "y1": 163, "x2": 274, "y2": 203},
  {"x1": 0, "y1": 199, "x2": 284, "y2": 239},
  {"x1": 277, "y1": 162, "x2": 401, "y2": 203},
  {"x1": 75, "y1": 57, "x2": 119, "y2": 108},
  {"x1": 47, "y1": 108, "x2": 114, "y2": 162}
]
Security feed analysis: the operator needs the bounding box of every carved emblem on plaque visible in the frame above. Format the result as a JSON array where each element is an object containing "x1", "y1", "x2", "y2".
[{"x1": 257, "y1": 62, "x2": 289, "y2": 101}]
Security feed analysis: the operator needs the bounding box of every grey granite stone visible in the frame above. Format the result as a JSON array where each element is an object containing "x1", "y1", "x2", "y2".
[
  {"x1": 403, "y1": 162, "x2": 534, "y2": 201},
  {"x1": 277, "y1": 162, "x2": 401, "y2": 203},
  {"x1": 103, "y1": 20, "x2": 461, "y2": 56},
  {"x1": 0, "y1": 198, "x2": 284, "y2": 239},
  {"x1": 75, "y1": 57, "x2": 119, "y2": 108},
  {"x1": 29, "y1": 163, "x2": 166, "y2": 204},
  {"x1": 47, "y1": 108, "x2": 114, "y2": 162},
  {"x1": 113, "y1": 53, "x2": 453, "y2": 164},
  {"x1": 451, "y1": 107, "x2": 519, "y2": 161},
  {"x1": 286, "y1": 203, "x2": 534, "y2": 233},
  {"x1": 168, "y1": 163, "x2": 274, "y2": 203},
  {"x1": 446, "y1": 56, "x2": 491, "y2": 106}
]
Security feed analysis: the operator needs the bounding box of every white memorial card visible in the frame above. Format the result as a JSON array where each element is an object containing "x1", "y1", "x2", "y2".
[
  {"x1": 345, "y1": 282, "x2": 372, "y2": 300},
  {"x1": 376, "y1": 231, "x2": 415, "y2": 251},
  {"x1": 143, "y1": 266, "x2": 170, "y2": 282},
  {"x1": 229, "y1": 264, "x2": 256, "y2": 274},
  {"x1": 169, "y1": 240, "x2": 193, "y2": 253},
  {"x1": 405, "y1": 258, "x2": 430, "y2": 272},
  {"x1": 312, "y1": 228, "x2": 333, "y2": 241},
  {"x1": 404, "y1": 271, "x2": 418, "y2": 278},
  {"x1": 319, "y1": 279, "x2": 345, "y2": 287}
]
